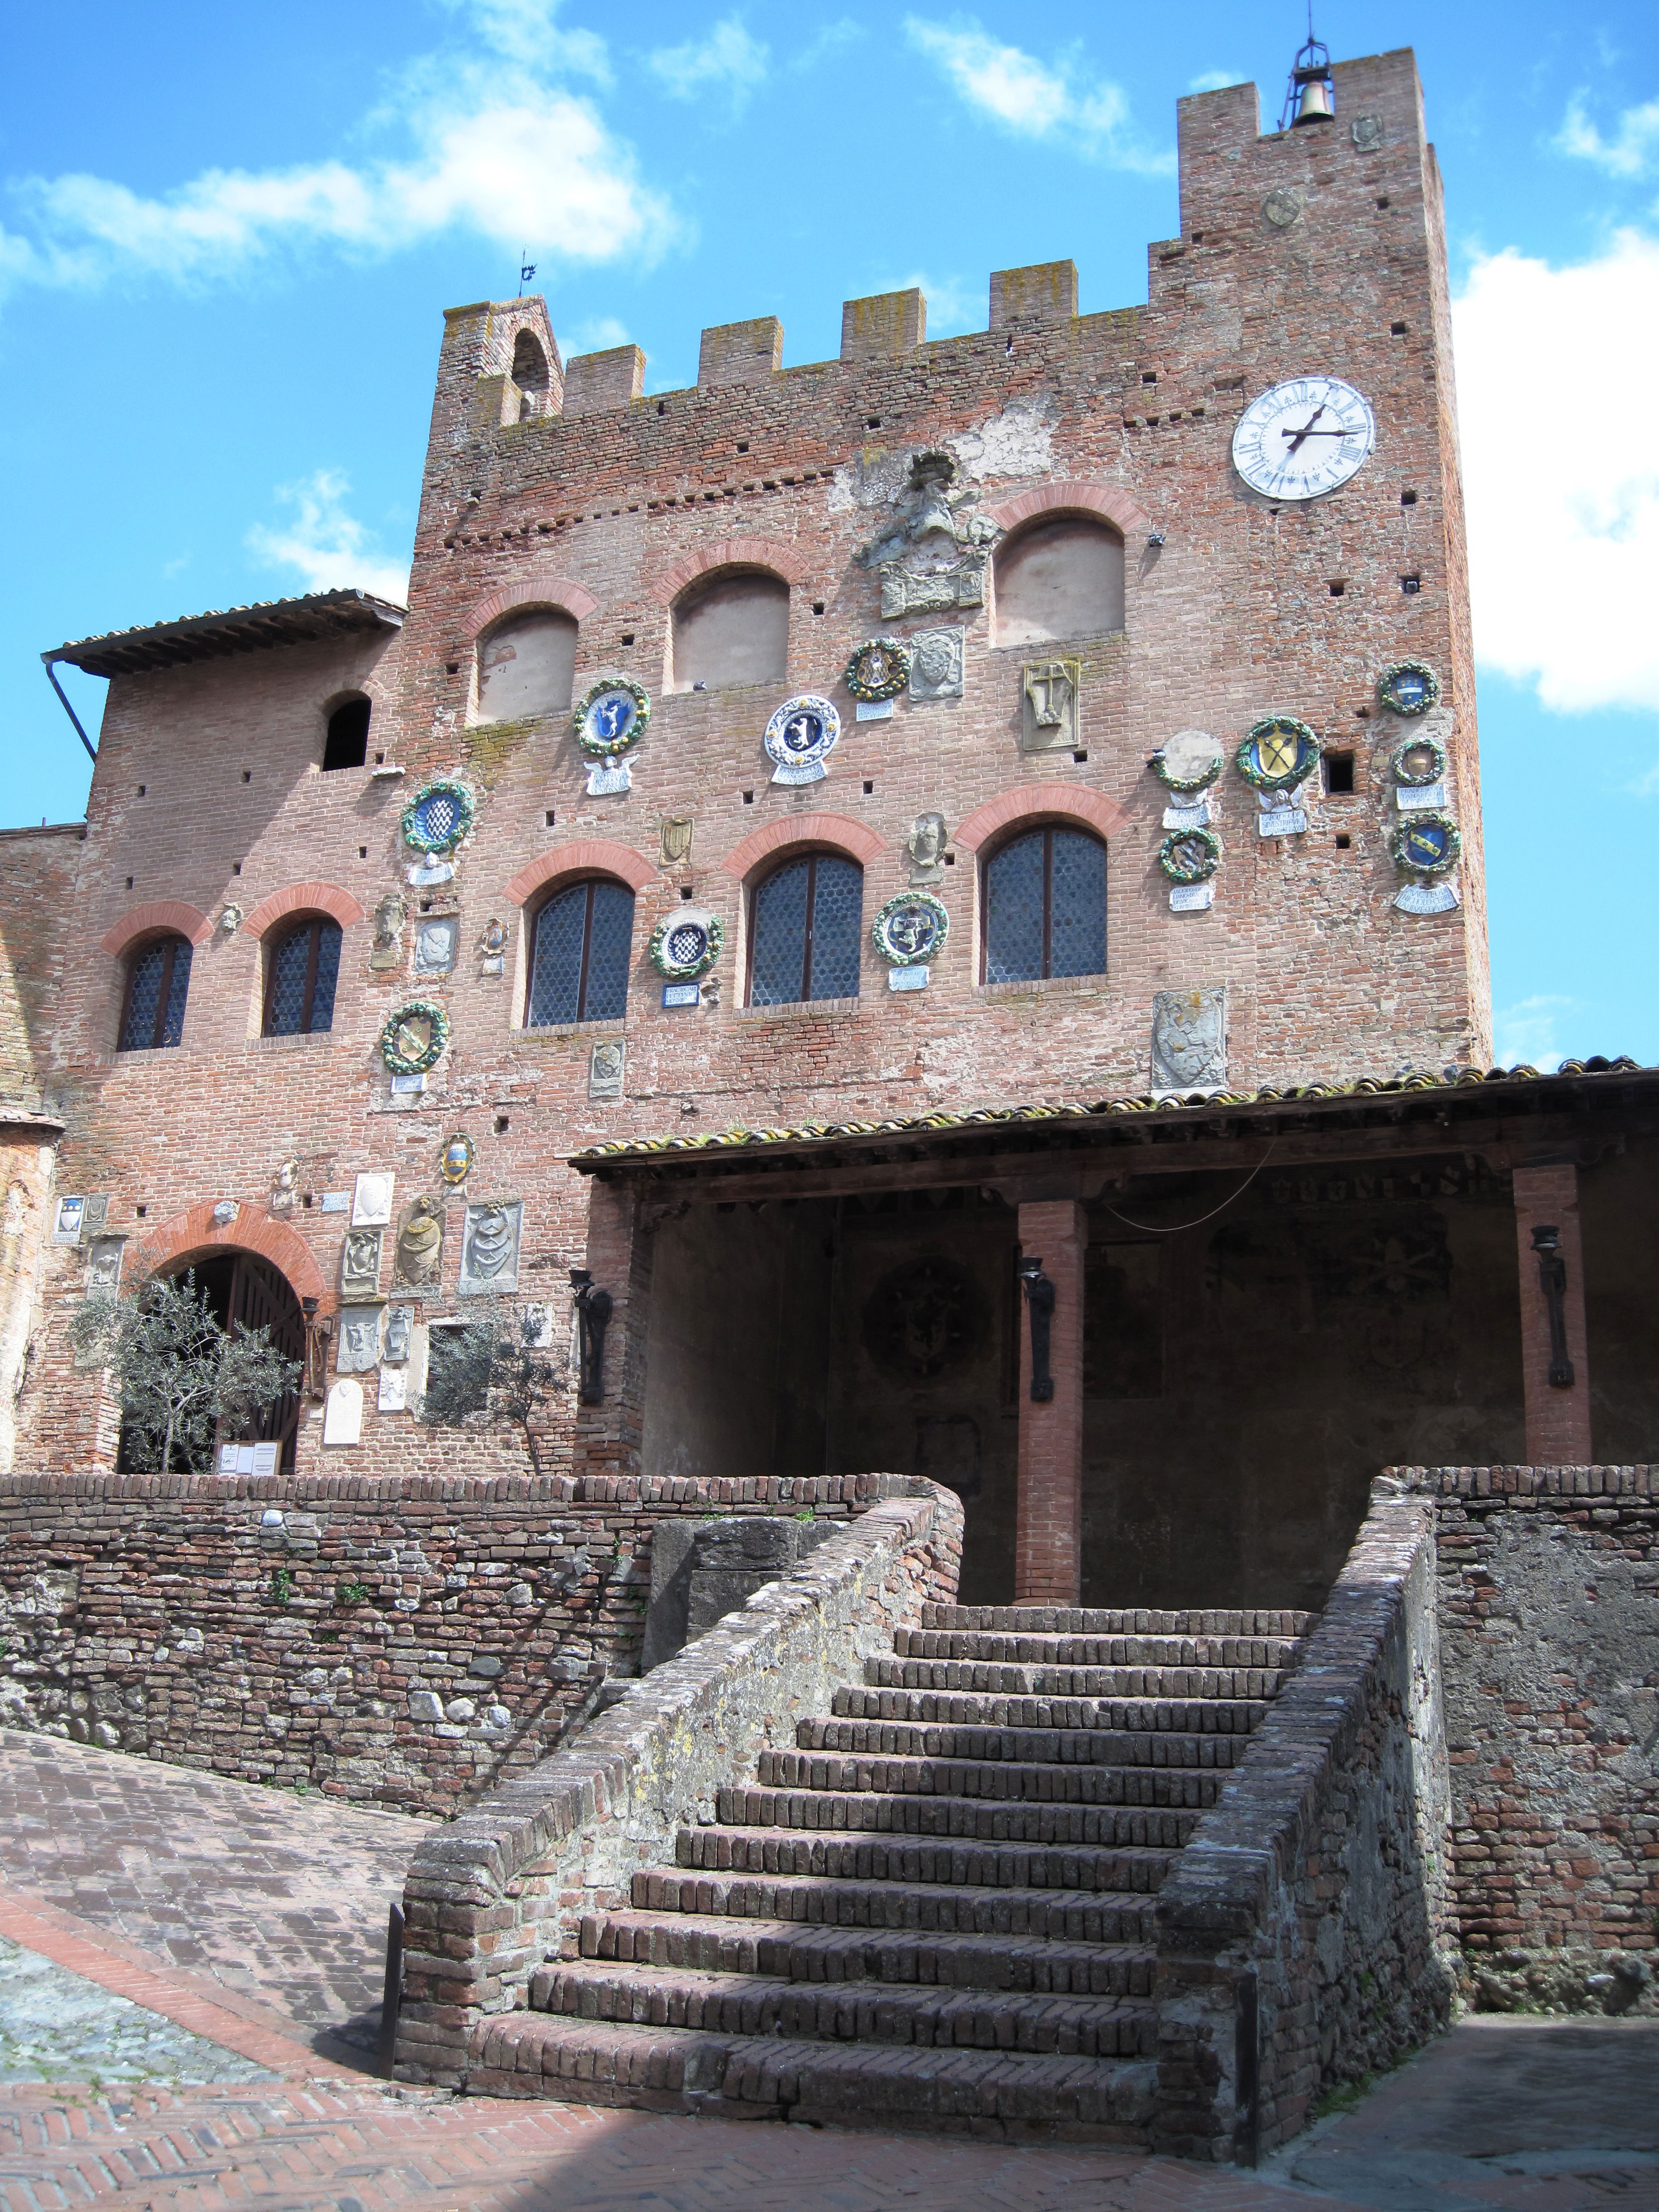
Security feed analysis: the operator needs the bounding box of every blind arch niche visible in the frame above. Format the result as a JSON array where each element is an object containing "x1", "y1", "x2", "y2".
[
  {"x1": 476, "y1": 608, "x2": 578, "y2": 723},
  {"x1": 994, "y1": 515, "x2": 1125, "y2": 646},
  {"x1": 671, "y1": 568, "x2": 789, "y2": 692}
]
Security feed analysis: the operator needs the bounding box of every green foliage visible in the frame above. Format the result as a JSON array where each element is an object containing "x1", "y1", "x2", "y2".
[
  {"x1": 793, "y1": 1508, "x2": 815, "y2": 1522},
  {"x1": 270, "y1": 1566, "x2": 296, "y2": 1605},
  {"x1": 419, "y1": 1298, "x2": 563, "y2": 1476},
  {"x1": 335, "y1": 1580, "x2": 369, "y2": 1605},
  {"x1": 69, "y1": 1270, "x2": 300, "y2": 1475}
]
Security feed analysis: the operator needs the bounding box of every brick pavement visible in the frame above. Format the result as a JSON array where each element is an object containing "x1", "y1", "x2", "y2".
[{"x1": 0, "y1": 1732, "x2": 426, "y2": 2053}]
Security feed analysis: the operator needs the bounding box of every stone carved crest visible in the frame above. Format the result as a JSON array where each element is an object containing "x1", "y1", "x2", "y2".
[
  {"x1": 857, "y1": 451, "x2": 1001, "y2": 620},
  {"x1": 383, "y1": 1305, "x2": 415, "y2": 1364},
  {"x1": 906, "y1": 811, "x2": 948, "y2": 882},
  {"x1": 85, "y1": 1238, "x2": 126, "y2": 1294},
  {"x1": 341, "y1": 1227, "x2": 383, "y2": 1298},
  {"x1": 370, "y1": 890, "x2": 406, "y2": 972},
  {"x1": 1021, "y1": 660, "x2": 1080, "y2": 752},
  {"x1": 589, "y1": 1040, "x2": 625, "y2": 1098},
  {"x1": 1151, "y1": 988, "x2": 1228, "y2": 1094},
  {"x1": 459, "y1": 1200, "x2": 523, "y2": 1296},
  {"x1": 412, "y1": 916, "x2": 458, "y2": 977},
  {"x1": 336, "y1": 1306, "x2": 383, "y2": 1374},
  {"x1": 907, "y1": 627, "x2": 965, "y2": 700},
  {"x1": 660, "y1": 815, "x2": 694, "y2": 868},
  {"x1": 393, "y1": 1195, "x2": 444, "y2": 1289}
]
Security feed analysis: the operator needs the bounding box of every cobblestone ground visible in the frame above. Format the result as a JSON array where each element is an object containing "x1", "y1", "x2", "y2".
[
  {"x1": 0, "y1": 1937, "x2": 273, "y2": 2087},
  {"x1": 0, "y1": 1730, "x2": 426, "y2": 2053}
]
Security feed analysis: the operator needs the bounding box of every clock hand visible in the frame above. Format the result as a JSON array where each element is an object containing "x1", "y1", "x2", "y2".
[
  {"x1": 1280, "y1": 427, "x2": 1353, "y2": 436},
  {"x1": 1283, "y1": 403, "x2": 1328, "y2": 453}
]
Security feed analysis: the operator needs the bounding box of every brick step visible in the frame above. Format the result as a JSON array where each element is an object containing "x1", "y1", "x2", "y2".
[
  {"x1": 831, "y1": 1687, "x2": 1268, "y2": 1735},
  {"x1": 867, "y1": 1656, "x2": 1286, "y2": 1700},
  {"x1": 529, "y1": 1960, "x2": 1156, "y2": 2057},
  {"x1": 895, "y1": 1627, "x2": 1302, "y2": 1668},
  {"x1": 795, "y1": 1719, "x2": 1250, "y2": 1768},
  {"x1": 922, "y1": 1604, "x2": 1316, "y2": 1637},
  {"x1": 469, "y1": 2013, "x2": 1159, "y2": 2136},
  {"x1": 581, "y1": 1909, "x2": 1156, "y2": 1996},
  {"x1": 716, "y1": 1785, "x2": 1200, "y2": 1847},
  {"x1": 630, "y1": 1867, "x2": 1157, "y2": 1943},
  {"x1": 676, "y1": 1823, "x2": 1174, "y2": 1894},
  {"x1": 757, "y1": 1748, "x2": 1228, "y2": 1806}
]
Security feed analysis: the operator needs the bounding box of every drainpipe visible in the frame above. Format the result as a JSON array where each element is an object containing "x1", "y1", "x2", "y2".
[{"x1": 41, "y1": 654, "x2": 98, "y2": 763}]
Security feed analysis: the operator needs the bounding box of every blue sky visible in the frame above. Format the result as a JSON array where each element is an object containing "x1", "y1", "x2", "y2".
[{"x1": 4, "y1": 1, "x2": 1657, "y2": 1068}]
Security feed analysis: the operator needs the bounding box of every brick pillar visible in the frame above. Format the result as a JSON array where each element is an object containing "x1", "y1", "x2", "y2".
[
  {"x1": 1015, "y1": 1200, "x2": 1086, "y2": 1604},
  {"x1": 1511, "y1": 1163, "x2": 1592, "y2": 1464}
]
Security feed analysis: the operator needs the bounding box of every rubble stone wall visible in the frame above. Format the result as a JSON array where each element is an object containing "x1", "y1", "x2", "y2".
[{"x1": 0, "y1": 1469, "x2": 907, "y2": 1813}]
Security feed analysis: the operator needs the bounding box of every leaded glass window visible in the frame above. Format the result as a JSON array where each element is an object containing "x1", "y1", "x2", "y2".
[
  {"x1": 749, "y1": 853, "x2": 863, "y2": 1006},
  {"x1": 983, "y1": 827, "x2": 1107, "y2": 984},
  {"x1": 264, "y1": 916, "x2": 342, "y2": 1036},
  {"x1": 118, "y1": 935, "x2": 192, "y2": 1051},
  {"x1": 526, "y1": 878, "x2": 634, "y2": 1026}
]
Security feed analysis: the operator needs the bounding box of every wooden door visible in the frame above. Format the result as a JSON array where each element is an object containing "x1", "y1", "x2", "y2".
[{"x1": 224, "y1": 1252, "x2": 306, "y2": 1471}]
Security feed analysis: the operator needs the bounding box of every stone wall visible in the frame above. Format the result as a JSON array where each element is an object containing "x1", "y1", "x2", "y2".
[
  {"x1": 1398, "y1": 1464, "x2": 1659, "y2": 2016},
  {"x1": 395, "y1": 1480, "x2": 963, "y2": 2089},
  {"x1": 0, "y1": 1469, "x2": 906, "y2": 1813},
  {"x1": 1153, "y1": 1482, "x2": 1455, "y2": 2161}
]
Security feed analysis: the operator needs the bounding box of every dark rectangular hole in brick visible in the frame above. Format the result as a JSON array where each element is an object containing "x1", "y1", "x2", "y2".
[
  {"x1": 374, "y1": 751, "x2": 385, "y2": 764},
  {"x1": 1401, "y1": 490, "x2": 1418, "y2": 506},
  {"x1": 135, "y1": 1205, "x2": 147, "y2": 1219},
  {"x1": 863, "y1": 781, "x2": 874, "y2": 795},
  {"x1": 136, "y1": 785, "x2": 145, "y2": 796},
  {"x1": 812, "y1": 602, "x2": 824, "y2": 615},
  {"x1": 866, "y1": 416, "x2": 881, "y2": 429},
  {"x1": 944, "y1": 852, "x2": 955, "y2": 866},
  {"x1": 657, "y1": 400, "x2": 666, "y2": 414},
  {"x1": 232, "y1": 862, "x2": 241, "y2": 875},
  {"x1": 1335, "y1": 833, "x2": 1352, "y2": 850},
  {"x1": 125, "y1": 877, "x2": 133, "y2": 889},
  {"x1": 1328, "y1": 581, "x2": 1345, "y2": 597},
  {"x1": 495, "y1": 1115, "x2": 509, "y2": 1134},
  {"x1": 1142, "y1": 371, "x2": 1157, "y2": 384},
  {"x1": 621, "y1": 633, "x2": 635, "y2": 645},
  {"x1": 1402, "y1": 575, "x2": 1421, "y2": 594},
  {"x1": 1073, "y1": 750, "x2": 1088, "y2": 763},
  {"x1": 446, "y1": 661, "x2": 460, "y2": 674},
  {"x1": 1377, "y1": 196, "x2": 1391, "y2": 208},
  {"x1": 302, "y1": 1194, "x2": 313, "y2": 1208},
  {"x1": 736, "y1": 441, "x2": 749, "y2": 452},
  {"x1": 242, "y1": 769, "x2": 251, "y2": 782},
  {"x1": 358, "y1": 846, "x2": 368, "y2": 859},
  {"x1": 1326, "y1": 750, "x2": 1356, "y2": 794},
  {"x1": 1391, "y1": 320, "x2": 1407, "y2": 334},
  {"x1": 545, "y1": 810, "x2": 556, "y2": 826},
  {"x1": 742, "y1": 790, "x2": 754, "y2": 805}
]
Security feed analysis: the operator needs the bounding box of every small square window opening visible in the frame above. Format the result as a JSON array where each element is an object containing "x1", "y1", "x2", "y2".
[
  {"x1": 358, "y1": 846, "x2": 368, "y2": 859},
  {"x1": 1390, "y1": 320, "x2": 1407, "y2": 335},
  {"x1": 1401, "y1": 575, "x2": 1422, "y2": 595},
  {"x1": 742, "y1": 789, "x2": 755, "y2": 805},
  {"x1": 136, "y1": 785, "x2": 146, "y2": 796},
  {"x1": 1328, "y1": 581, "x2": 1346, "y2": 597},
  {"x1": 863, "y1": 780, "x2": 874, "y2": 795},
  {"x1": 866, "y1": 416, "x2": 881, "y2": 429},
  {"x1": 495, "y1": 1115, "x2": 509, "y2": 1134},
  {"x1": 545, "y1": 810, "x2": 557, "y2": 827},
  {"x1": 1401, "y1": 490, "x2": 1418, "y2": 505},
  {"x1": 1325, "y1": 750, "x2": 1356, "y2": 795},
  {"x1": 242, "y1": 769, "x2": 252, "y2": 782},
  {"x1": 1335, "y1": 833, "x2": 1352, "y2": 851}
]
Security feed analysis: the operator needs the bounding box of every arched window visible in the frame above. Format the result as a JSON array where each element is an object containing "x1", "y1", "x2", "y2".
[
  {"x1": 477, "y1": 609, "x2": 578, "y2": 723},
  {"x1": 748, "y1": 853, "x2": 863, "y2": 1006},
  {"x1": 119, "y1": 935, "x2": 193, "y2": 1051},
  {"x1": 671, "y1": 568, "x2": 789, "y2": 692},
  {"x1": 983, "y1": 827, "x2": 1107, "y2": 984},
  {"x1": 264, "y1": 915, "x2": 343, "y2": 1036},
  {"x1": 994, "y1": 516, "x2": 1125, "y2": 646},
  {"x1": 526, "y1": 878, "x2": 634, "y2": 1027},
  {"x1": 512, "y1": 329, "x2": 551, "y2": 413},
  {"x1": 322, "y1": 695, "x2": 371, "y2": 771}
]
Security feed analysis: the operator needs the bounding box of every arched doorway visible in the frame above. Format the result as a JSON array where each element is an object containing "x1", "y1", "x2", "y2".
[{"x1": 118, "y1": 1249, "x2": 307, "y2": 1473}]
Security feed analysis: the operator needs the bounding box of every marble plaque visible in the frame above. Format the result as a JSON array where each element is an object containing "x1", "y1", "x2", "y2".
[
  {"x1": 1020, "y1": 660, "x2": 1080, "y2": 754},
  {"x1": 589, "y1": 1040, "x2": 625, "y2": 1098},
  {"x1": 378, "y1": 1365, "x2": 408, "y2": 1413},
  {"x1": 907, "y1": 627, "x2": 965, "y2": 701},
  {"x1": 1257, "y1": 806, "x2": 1307, "y2": 837},
  {"x1": 383, "y1": 1304, "x2": 415, "y2": 1363},
  {"x1": 341, "y1": 1227, "x2": 383, "y2": 1299},
  {"x1": 888, "y1": 964, "x2": 929, "y2": 991},
  {"x1": 323, "y1": 1379, "x2": 363, "y2": 1446},
  {"x1": 585, "y1": 762, "x2": 632, "y2": 795},
  {"x1": 1152, "y1": 987, "x2": 1227, "y2": 1092},
  {"x1": 407, "y1": 860, "x2": 454, "y2": 887},
  {"x1": 250, "y1": 1441, "x2": 279, "y2": 1477},
  {"x1": 1169, "y1": 882, "x2": 1215, "y2": 913},
  {"x1": 855, "y1": 698, "x2": 895, "y2": 721},
  {"x1": 1396, "y1": 782, "x2": 1447, "y2": 812},
  {"x1": 662, "y1": 982, "x2": 700, "y2": 1008},
  {"x1": 1163, "y1": 798, "x2": 1212, "y2": 831},
  {"x1": 459, "y1": 1199, "x2": 523, "y2": 1296},
  {"x1": 412, "y1": 917, "x2": 458, "y2": 976},
  {"x1": 85, "y1": 1237, "x2": 126, "y2": 1293},
  {"x1": 336, "y1": 1305, "x2": 384, "y2": 1373},
  {"x1": 353, "y1": 1172, "x2": 395, "y2": 1227},
  {"x1": 390, "y1": 1072, "x2": 427, "y2": 1096},
  {"x1": 79, "y1": 1195, "x2": 111, "y2": 1242},
  {"x1": 1394, "y1": 881, "x2": 1461, "y2": 914},
  {"x1": 320, "y1": 1191, "x2": 349, "y2": 1213},
  {"x1": 522, "y1": 1302, "x2": 557, "y2": 1349}
]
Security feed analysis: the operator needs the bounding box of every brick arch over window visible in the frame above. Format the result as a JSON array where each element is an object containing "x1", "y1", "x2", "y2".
[
  {"x1": 135, "y1": 1201, "x2": 327, "y2": 1307},
  {"x1": 241, "y1": 883, "x2": 365, "y2": 941},
  {"x1": 504, "y1": 839, "x2": 658, "y2": 908},
  {"x1": 953, "y1": 784, "x2": 1131, "y2": 855},
  {"x1": 985, "y1": 480, "x2": 1152, "y2": 537},
  {"x1": 462, "y1": 576, "x2": 599, "y2": 639},
  {"x1": 650, "y1": 536, "x2": 811, "y2": 607},
  {"x1": 98, "y1": 901, "x2": 213, "y2": 958},
  {"x1": 718, "y1": 813, "x2": 887, "y2": 884}
]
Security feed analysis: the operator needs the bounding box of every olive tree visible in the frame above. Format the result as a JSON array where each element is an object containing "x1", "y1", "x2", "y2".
[{"x1": 69, "y1": 1270, "x2": 300, "y2": 1474}]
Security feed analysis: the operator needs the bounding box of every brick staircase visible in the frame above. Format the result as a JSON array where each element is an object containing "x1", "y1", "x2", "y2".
[{"x1": 477, "y1": 1602, "x2": 1316, "y2": 2137}]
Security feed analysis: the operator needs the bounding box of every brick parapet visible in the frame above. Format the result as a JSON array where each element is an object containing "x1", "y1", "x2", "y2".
[
  {"x1": 393, "y1": 1480, "x2": 963, "y2": 2088},
  {"x1": 1152, "y1": 1483, "x2": 1455, "y2": 2160},
  {"x1": 0, "y1": 1469, "x2": 915, "y2": 1815}
]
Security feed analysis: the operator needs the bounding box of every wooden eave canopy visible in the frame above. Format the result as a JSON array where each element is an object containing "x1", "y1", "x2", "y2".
[
  {"x1": 569, "y1": 1058, "x2": 1657, "y2": 1205},
  {"x1": 45, "y1": 590, "x2": 406, "y2": 679}
]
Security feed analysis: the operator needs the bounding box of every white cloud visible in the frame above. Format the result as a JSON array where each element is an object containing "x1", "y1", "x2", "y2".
[
  {"x1": 903, "y1": 16, "x2": 1171, "y2": 172},
  {"x1": 788, "y1": 20, "x2": 866, "y2": 72},
  {"x1": 1187, "y1": 70, "x2": 1244, "y2": 95},
  {"x1": 565, "y1": 314, "x2": 632, "y2": 354},
  {"x1": 648, "y1": 18, "x2": 769, "y2": 109},
  {"x1": 1454, "y1": 231, "x2": 1659, "y2": 716},
  {"x1": 246, "y1": 471, "x2": 411, "y2": 606},
  {"x1": 871, "y1": 267, "x2": 980, "y2": 336},
  {"x1": 1, "y1": 12, "x2": 670, "y2": 299},
  {"x1": 1556, "y1": 94, "x2": 1659, "y2": 177},
  {"x1": 1492, "y1": 995, "x2": 1575, "y2": 1071}
]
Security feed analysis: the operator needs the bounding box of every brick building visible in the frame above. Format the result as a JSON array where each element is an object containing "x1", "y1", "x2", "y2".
[{"x1": 11, "y1": 46, "x2": 1656, "y2": 1611}]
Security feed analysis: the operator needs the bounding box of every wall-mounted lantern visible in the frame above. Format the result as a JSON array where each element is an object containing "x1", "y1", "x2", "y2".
[
  {"x1": 570, "y1": 1268, "x2": 614, "y2": 1405},
  {"x1": 1530, "y1": 1226, "x2": 1575, "y2": 1389},
  {"x1": 1018, "y1": 1256, "x2": 1056, "y2": 1403}
]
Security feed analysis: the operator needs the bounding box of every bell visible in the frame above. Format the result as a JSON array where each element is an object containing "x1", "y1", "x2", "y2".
[{"x1": 1293, "y1": 74, "x2": 1334, "y2": 123}]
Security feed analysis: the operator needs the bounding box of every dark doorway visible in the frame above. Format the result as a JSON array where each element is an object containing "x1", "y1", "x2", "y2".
[{"x1": 118, "y1": 1250, "x2": 306, "y2": 1473}]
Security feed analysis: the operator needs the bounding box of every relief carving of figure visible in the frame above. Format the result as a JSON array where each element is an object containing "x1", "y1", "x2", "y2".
[
  {"x1": 1151, "y1": 988, "x2": 1228, "y2": 1093},
  {"x1": 857, "y1": 451, "x2": 1001, "y2": 620},
  {"x1": 394, "y1": 1194, "x2": 444, "y2": 1288},
  {"x1": 371, "y1": 890, "x2": 407, "y2": 971},
  {"x1": 906, "y1": 812, "x2": 947, "y2": 882}
]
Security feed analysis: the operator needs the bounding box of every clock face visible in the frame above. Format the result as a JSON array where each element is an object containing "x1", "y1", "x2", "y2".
[{"x1": 1232, "y1": 376, "x2": 1375, "y2": 500}]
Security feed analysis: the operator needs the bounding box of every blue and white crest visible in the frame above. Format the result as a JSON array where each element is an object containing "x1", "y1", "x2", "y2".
[
  {"x1": 573, "y1": 676, "x2": 651, "y2": 794},
  {"x1": 764, "y1": 694, "x2": 841, "y2": 785}
]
